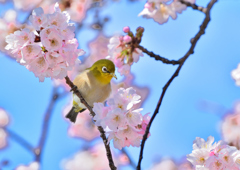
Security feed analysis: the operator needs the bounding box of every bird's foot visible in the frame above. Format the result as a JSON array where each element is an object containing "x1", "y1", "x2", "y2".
[{"x1": 70, "y1": 85, "x2": 78, "y2": 92}]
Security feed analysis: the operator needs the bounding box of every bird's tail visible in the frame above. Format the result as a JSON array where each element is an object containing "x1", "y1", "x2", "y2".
[{"x1": 65, "y1": 107, "x2": 86, "y2": 123}]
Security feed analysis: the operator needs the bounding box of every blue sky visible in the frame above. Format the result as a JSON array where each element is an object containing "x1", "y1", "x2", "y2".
[{"x1": 0, "y1": 0, "x2": 240, "y2": 169}]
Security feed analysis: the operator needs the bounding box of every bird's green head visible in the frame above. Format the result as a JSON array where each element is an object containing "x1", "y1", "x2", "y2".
[{"x1": 89, "y1": 59, "x2": 117, "y2": 84}]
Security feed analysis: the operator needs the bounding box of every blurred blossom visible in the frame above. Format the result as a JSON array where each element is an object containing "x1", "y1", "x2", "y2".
[
  {"x1": 231, "y1": 64, "x2": 240, "y2": 86},
  {"x1": 15, "y1": 162, "x2": 40, "y2": 170},
  {"x1": 187, "y1": 136, "x2": 240, "y2": 169},
  {"x1": 63, "y1": 102, "x2": 100, "y2": 141},
  {"x1": 0, "y1": 128, "x2": 7, "y2": 149},
  {"x1": 0, "y1": 108, "x2": 9, "y2": 127},
  {"x1": 139, "y1": 0, "x2": 196, "y2": 25},
  {"x1": 222, "y1": 102, "x2": 240, "y2": 149},
  {"x1": 62, "y1": 143, "x2": 129, "y2": 170},
  {"x1": 40, "y1": 0, "x2": 93, "y2": 23},
  {"x1": 13, "y1": 0, "x2": 42, "y2": 11},
  {"x1": 177, "y1": 161, "x2": 194, "y2": 170},
  {"x1": 0, "y1": 108, "x2": 9, "y2": 150},
  {"x1": 148, "y1": 159, "x2": 194, "y2": 170},
  {"x1": 4, "y1": 9, "x2": 17, "y2": 22},
  {"x1": 63, "y1": 0, "x2": 92, "y2": 22},
  {"x1": 148, "y1": 159, "x2": 177, "y2": 170},
  {"x1": 88, "y1": 33, "x2": 109, "y2": 61}
]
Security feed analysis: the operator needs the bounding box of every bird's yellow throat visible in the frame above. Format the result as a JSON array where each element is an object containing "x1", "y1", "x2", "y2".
[{"x1": 90, "y1": 67, "x2": 113, "y2": 85}]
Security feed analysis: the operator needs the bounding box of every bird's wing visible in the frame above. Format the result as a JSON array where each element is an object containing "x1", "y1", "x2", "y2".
[{"x1": 72, "y1": 69, "x2": 112, "y2": 107}]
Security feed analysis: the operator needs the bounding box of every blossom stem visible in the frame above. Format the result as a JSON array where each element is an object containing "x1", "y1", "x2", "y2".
[
  {"x1": 137, "y1": 45, "x2": 180, "y2": 65},
  {"x1": 65, "y1": 76, "x2": 117, "y2": 170},
  {"x1": 179, "y1": 0, "x2": 206, "y2": 13},
  {"x1": 137, "y1": 0, "x2": 218, "y2": 169}
]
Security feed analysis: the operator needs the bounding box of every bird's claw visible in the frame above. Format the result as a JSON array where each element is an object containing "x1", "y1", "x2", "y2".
[{"x1": 70, "y1": 85, "x2": 78, "y2": 92}]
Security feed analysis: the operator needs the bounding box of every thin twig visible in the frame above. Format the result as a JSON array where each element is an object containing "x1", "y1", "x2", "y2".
[
  {"x1": 179, "y1": 0, "x2": 206, "y2": 13},
  {"x1": 137, "y1": 0, "x2": 218, "y2": 169},
  {"x1": 35, "y1": 87, "x2": 60, "y2": 162},
  {"x1": 3, "y1": 88, "x2": 67, "y2": 160},
  {"x1": 5, "y1": 128, "x2": 35, "y2": 154},
  {"x1": 137, "y1": 45, "x2": 180, "y2": 65},
  {"x1": 64, "y1": 76, "x2": 117, "y2": 170},
  {"x1": 122, "y1": 148, "x2": 136, "y2": 169}
]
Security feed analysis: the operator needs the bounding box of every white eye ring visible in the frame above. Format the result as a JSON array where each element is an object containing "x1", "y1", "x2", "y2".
[{"x1": 102, "y1": 66, "x2": 108, "y2": 73}]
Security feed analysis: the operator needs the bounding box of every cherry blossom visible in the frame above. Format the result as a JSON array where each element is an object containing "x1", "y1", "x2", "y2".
[
  {"x1": 187, "y1": 136, "x2": 240, "y2": 169},
  {"x1": 110, "y1": 75, "x2": 150, "y2": 109},
  {"x1": 5, "y1": 3, "x2": 85, "y2": 82},
  {"x1": 93, "y1": 87, "x2": 151, "y2": 150},
  {"x1": 139, "y1": 0, "x2": 196, "y2": 25},
  {"x1": 107, "y1": 28, "x2": 143, "y2": 77},
  {"x1": 193, "y1": 136, "x2": 216, "y2": 151},
  {"x1": 15, "y1": 162, "x2": 39, "y2": 170}
]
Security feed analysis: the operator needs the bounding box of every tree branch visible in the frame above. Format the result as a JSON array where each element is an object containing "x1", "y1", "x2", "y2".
[
  {"x1": 137, "y1": 0, "x2": 218, "y2": 169},
  {"x1": 35, "y1": 87, "x2": 61, "y2": 162},
  {"x1": 179, "y1": 0, "x2": 206, "y2": 13},
  {"x1": 3, "y1": 88, "x2": 68, "y2": 161},
  {"x1": 137, "y1": 45, "x2": 180, "y2": 65},
  {"x1": 64, "y1": 76, "x2": 117, "y2": 170},
  {"x1": 5, "y1": 128, "x2": 35, "y2": 154}
]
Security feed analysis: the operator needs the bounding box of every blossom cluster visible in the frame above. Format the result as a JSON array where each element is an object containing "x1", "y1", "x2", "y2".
[
  {"x1": 107, "y1": 27, "x2": 143, "y2": 77},
  {"x1": 93, "y1": 87, "x2": 151, "y2": 150},
  {"x1": 0, "y1": 9, "x2": 33, "y2": 57},
  {"x1": 187, "y1": 136, "x2": 240, "y2": 169},
  {"x1": 62, "y1": 143, "x2": 129, "y2": 170},
  {"x1": 5, "y1": 3, "x2": 85, "y2": 82},
  {"x1": 0, "y1": 108, "x2": 9, "y2": 149},
  {"x1": 139, "y1": 0, "x2": 196, "y2": 24},
  {"x1": 231, "y1": 64, "x2": 240, "y2": 86}
]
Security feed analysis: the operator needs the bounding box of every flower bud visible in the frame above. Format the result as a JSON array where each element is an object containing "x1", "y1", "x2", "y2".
[
  {"x1": 123, "y1": 26, "x2": 130, "y2": 33},
  {"x1": 123, "y1": 35, "x2": 132, "y2": 43},
  {"x1": 136, "y1": 26, "x2": 144, "y2": 34}
]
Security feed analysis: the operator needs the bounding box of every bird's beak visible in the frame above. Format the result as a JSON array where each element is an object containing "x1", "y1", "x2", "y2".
[{"x1": 111, "y1": 73, "x2": 117, "y2": 79}]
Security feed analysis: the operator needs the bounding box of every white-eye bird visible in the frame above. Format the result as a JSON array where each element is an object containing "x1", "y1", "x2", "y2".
[{"x1": 66, "y1": 59, "x2": 117, "y2": 123}]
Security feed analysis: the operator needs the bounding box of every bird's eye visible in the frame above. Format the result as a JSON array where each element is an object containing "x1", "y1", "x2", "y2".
[{"x1": 102, "y1": 66, "x2": 108, "y2": 73}]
